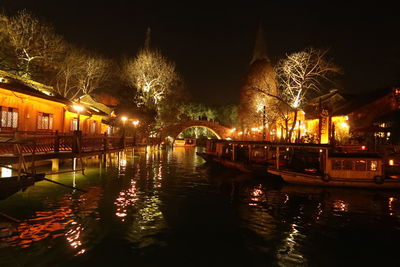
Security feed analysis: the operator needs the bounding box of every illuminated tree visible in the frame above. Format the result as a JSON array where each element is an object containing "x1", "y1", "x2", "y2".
[
  {"x1": 77, "y1": 52, "x2": 110, "y2": 96},
  {"x1": 240, "y1": 60, "x2": 279, "y2": 130},
  {"x1": 0, "y1": 10, "x2": 65, "y2": 78},
  {"x1": 54, "y1": 47, "x2": 110, "y2": 99},
  {"x1": 122, "y1": 48, "x2": 180, "y2": 110},
  {"x1": 276, "y1": 47, "x2": 340, "y2": 141},
  {"x1": 253, "y1": 47, "x2": 340, "y2": 141},
  {"x1": 53, "y1": 47, "x2": 85, "y2": 99}
]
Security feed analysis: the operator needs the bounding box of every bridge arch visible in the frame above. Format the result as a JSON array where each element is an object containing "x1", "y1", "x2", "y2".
[
  {"x1": 162, "y1": 120, "x2": 232, "y2": 141},
  {"x1": 176, "y1": 125, "x2": 222, "y2": 139}
]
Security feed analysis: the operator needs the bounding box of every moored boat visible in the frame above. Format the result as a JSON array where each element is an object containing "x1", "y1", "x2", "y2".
[
  {"x1": 198, "y1": 139, "x2": 400, "y2": 189},
  {"x1": 174, "y1": 138, "x2": 196, "y2": 147},
  {"x1": 269, "y1": 152, "x2": 400, "y2": 189},
  {"x1": 0, "y1": 173, "x2": 45, "y2": 199}
]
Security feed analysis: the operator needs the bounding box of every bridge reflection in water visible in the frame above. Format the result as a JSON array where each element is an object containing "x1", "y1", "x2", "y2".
[{"x1": 0, "y1": 148, "x2": 399, "y2": 266}]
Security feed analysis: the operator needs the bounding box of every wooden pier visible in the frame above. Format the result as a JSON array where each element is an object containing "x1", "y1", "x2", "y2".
[{"x1": 0, "y1": 131, "x2": 139, "y2": 165}]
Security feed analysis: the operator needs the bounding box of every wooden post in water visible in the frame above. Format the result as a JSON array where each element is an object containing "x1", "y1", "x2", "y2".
[
  {"x1": 276, "y1": 146, "x2": 280, "y2": 170},
  {"x1": 103, "y1": 133, "x2": 108, "y2": 164},
  {"x1": 248, "y1": 145, "x2": 252, "y2": 163},
  {"x1": 324, "y1": 148, "x2": 329, "y2": 174},
  {"x1": 54, "y1": 130, "x2": 60, "y2": 153}
]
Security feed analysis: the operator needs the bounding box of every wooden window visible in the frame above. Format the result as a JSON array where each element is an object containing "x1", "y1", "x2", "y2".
[
  {"x1": 355, "y1": 160, "x2": 367, "y2": 171},
  {"x1": 90, "y1": 120, "x2": 97, "y2": 134},
  {"x1": 70, "y1": 119, "x2": 78, "y2": 131},
  {"x1": 343, "y1": 160, "x2": 353, "y2": 170},
  {"x1": 331, "y1": 160, "x2": 342, "y2": 170},
  {"x1": 37, "y1": 112, "x2": 53, "y2": 130},
  {"x1": 0, "y1": 107, "x2": 18, "y2": 129}
]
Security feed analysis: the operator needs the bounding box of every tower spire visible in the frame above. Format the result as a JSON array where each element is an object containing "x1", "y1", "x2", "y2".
[
  {"x1": 250, "y1": 22, "x2": 269, "y2": 65},
  {"x1": 144, "y1": 27, "x2": 151, "y2": 49}
]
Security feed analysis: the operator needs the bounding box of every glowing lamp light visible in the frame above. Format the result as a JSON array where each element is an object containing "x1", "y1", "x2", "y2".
[
  {"x1": 230, "y1": 128, "x2": 236, "y2": 133},
  {"x1": 238, "y1": 131, "x2": 243, "y2": 135},
  {"x1": 361, "y1": 145, "x2": 366, "y2": 150},
  {"x1": 73, "y1": 105, "x2": 84, "y2": 112},
  {"x1": 341, "y1": 122, "x2": 349, "y2": 128},
  {"x1": 121, "y1": 116, "x2": 128, "y2": 122},
  {"x1": 389, "y1": 159, "x2": 394, "y2": 166},
  {"x1": 132, "y1": 120, "x2": 139, "y2": 126}
]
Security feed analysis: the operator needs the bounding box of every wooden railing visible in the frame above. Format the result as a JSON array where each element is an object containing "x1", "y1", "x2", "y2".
[{"x1": 0, "y1": 132, "x2": 135, "y2": 156}]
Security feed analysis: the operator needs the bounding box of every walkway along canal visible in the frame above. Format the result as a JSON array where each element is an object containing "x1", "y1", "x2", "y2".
[{"x1": 0, "y1": 147, "x2": 400, "y2": 266}]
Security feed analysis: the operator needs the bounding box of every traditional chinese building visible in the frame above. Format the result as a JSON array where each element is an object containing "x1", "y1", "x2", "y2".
[{"x1": 0, "y1": 72, "x2": 111, "y2": 135}]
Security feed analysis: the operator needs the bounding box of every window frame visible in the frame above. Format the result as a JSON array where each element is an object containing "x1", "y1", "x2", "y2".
[
  {"x1": 37, "y1": 112, "x2": 54, "y2": 131},
  {"x1": 0, "y1": 106, "x2": 18, "y2": 130}
]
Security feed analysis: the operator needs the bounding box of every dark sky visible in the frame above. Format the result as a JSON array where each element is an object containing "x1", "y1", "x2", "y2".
[{"x1": 1, "y1": 1, "x2": 400, "y2": 105}]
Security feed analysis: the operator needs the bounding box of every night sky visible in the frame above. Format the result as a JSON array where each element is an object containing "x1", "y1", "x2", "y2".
[{"x1": 1, "y1": 1, "x2": 399, "y2": 105}]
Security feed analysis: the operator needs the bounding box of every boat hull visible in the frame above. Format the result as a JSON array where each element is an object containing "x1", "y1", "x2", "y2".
[
  {"x1": 268, "y1": 169, "x2": 400, "y2": 189},
  {"x1": 0, "y1": 173, "x2": 45, "y2": 199},
  {"x1": 196, "y1": 152, "x2": 269, "y2": 175}
]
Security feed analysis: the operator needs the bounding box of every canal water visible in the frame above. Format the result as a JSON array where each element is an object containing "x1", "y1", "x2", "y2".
[{"x1": 0, "y1": 147, "x2": 400, "y2": 266}]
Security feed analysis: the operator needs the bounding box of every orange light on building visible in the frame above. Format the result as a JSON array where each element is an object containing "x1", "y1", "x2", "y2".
[{"x1": 389, "y1": 159, "x2": 394, "y2": 166}]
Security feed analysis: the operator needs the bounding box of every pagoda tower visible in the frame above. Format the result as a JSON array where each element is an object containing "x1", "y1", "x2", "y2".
[{"x1": 238, "y1": 23, "x2": 278, "y2": 136}]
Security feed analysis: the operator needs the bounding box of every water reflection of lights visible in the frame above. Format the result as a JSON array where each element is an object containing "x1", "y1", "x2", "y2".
[
  {"x1": 155, "y1": 165, "x2": 163, "y2": 188},
  {"x1": 388, "y1": 197, "x2": 397, "y2": 216},
  {"x1": 3, "y1": 188, "x2": 101, "y2": 255},
  {"x1": 315, "y1": 203, "x2": 323, "y2": 220},
  {"x1": 249, "y1": 185, "x2": 265, "y2": 206},
  {"x1": 118, "y1": 152, "x2": 127, "y2": 175},
  {"x1": 139, "y1": 196, "x2": 163, "y2": 226},
  {"x1": 66, "y1": 221, "x2": 86, "y2": 255},
  {"x1": 332, "y1": 199, "x2": 349, "y2": 213},
  {"x1": 277, "y1": 223, "x2": 306, "y2": 265},
  {"x1": 284, "y1": 194, "x2": 289, "y2": 204},
  {"x1": 114, "y1": 180, "x2": 138, "y2": 221}
]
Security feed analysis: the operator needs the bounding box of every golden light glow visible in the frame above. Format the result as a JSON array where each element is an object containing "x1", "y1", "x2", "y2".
[
  {"x1": 389, "y1": 159, "x2": 394, "y2": 166},
  {"x1": 340, "y1": 122, "x2": 348, "y2": 128},
  {"x1": 121, "y1": 116, "x2": 128, "y2": 122},
  {"x1": 132, "y1": 120, "x2": 139, "y2": 126},
  {"x1": 230, "y1": 128, "x2": 236, "y2": 133},
  {"x1": 73, "y1": 104, "x2": 84, "y2": 112}
]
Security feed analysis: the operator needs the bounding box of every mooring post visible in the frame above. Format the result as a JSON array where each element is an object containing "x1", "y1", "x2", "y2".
[
  {"x1": 276, "y1": 146, "x2": 280, "y2": 170},
  {"x1": 51, "y1": 159, "x2": 59, "y2": 172}
]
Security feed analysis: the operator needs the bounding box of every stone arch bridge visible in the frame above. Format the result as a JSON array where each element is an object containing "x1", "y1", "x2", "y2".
[{"x1": 161, "y1": 120, "x2": 232, "y2": 140}]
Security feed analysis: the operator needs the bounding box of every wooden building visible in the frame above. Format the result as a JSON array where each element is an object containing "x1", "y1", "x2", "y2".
[{"x1": 0, "y1": 74, "x2": 112, "y2": 135}]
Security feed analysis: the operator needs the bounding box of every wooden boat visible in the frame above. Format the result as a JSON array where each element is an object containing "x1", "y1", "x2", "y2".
[
  {"x1": 0, "y1": 173, "x2": 45, "y2": 199},
  {"x1": 174, "y1": 138, "x2": 196, "y2": 147},
  {"x1": 196, "y1": 151, "x2": 270, "y2": 176},
  {"x1": 268, "y1": 153, "x2": 400, "y2": 189},
  {"x1": 198, "y1": 139, "x2": 400, "y2": 189}
]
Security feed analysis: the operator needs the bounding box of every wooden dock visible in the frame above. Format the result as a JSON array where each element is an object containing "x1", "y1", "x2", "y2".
[{"x1": 0, "y1": 132, "x2": 139, "y2": 165}]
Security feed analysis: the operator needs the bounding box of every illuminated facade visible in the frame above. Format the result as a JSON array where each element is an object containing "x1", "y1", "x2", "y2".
[{"x1": 0, "y1": 75, "x2": 111, "y2": 135}]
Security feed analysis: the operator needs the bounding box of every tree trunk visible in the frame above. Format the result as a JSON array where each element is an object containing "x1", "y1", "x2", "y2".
[{"x1": 288, "y1": 109, "x2": 298, "y2": 143}]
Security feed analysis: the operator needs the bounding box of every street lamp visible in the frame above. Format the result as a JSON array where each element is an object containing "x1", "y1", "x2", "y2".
[
  {"x1": 132, "y1": 120, "x2": 139, "y2": 127},
  {"x1": 121, "y1": 116, "x2": 128, "y2": 135},
  {"x1": 132, "y1": 120, "x2": 140, "y2": 145},
  {"x1": 73, "y1": 104, "x2": 84, "y2": 131}
]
